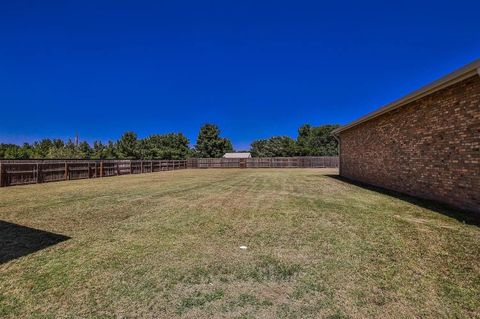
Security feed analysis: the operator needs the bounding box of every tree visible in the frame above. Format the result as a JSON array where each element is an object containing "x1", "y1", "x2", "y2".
[
  {"x1": 296, "y1": 124, "x2": 340, "y2": 156},
  {"x1": 140, "y1": 133, "x2": 190, "y2": 159},
  {"x1": 116, "y1": 131, "x2": 139, "y2": 159},
  {"x1": 52, "y1": 139, "x2": 65, "y2": 149},
  {"x1": 32, "y1": 139, "x2": 54, "y2": 158},
  {"x1": 249, "y1": 124, "x2": 340, "y2": 157},
  {"x1": 0, "y1": 144, "x2": 10, "y2": 158},
  {"x1": 64, "y1": 139, "x2": 80, "y2": 158},
  {"x1": 296, "y1": 124, "x2": 312, "y2": 155},
  {"x1": 19, "y1": 143, "x2": 34, "y2": 159},
  {"x1": 250, "y1": 136, "x2": 297, "y2": 157},
  {"x1": 92, "y1": 141, "x2": 105, "y2": 159},
  {"x1": 44, "y1": 139, "x2": 65, "y2": 158},
  {"x1": 3, "y1": 145, "x2": 21, "y2": 159},
  {"x1": 194, "y1": 124, "x2": 233, "y2": 158},
  {"x1": 78, "y1": 141, "x2": 92, "y2": 159},
  {"x1": 104, "y1": 141, "x2": 118, "y2": 159},
  {"x1": 0, "y1": 143, "x2": 32, "y2": 159}
]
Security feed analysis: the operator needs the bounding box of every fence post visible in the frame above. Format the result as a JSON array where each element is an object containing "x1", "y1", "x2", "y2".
[
  {"x1": 64, "y1": 161, "x2": 69, "y2": 180},
  {"x1": 100, "y1": 161, "x2": 103, "y2": 178},
  {"x1": 36, "y1": 163, "x2": 39, "y2": 184},
  {"x1": 140, "y1": 160, "x2": 143, "y2": 174},
  {"x1": 37, "y1": 163, "x2": 43, "y2": 183},
  {"x1": 116, "y1": 162, "x2": 120, "y2": 175},
  {"x1": 0, "y1": 163, "x2": 5, "y2": 187}
]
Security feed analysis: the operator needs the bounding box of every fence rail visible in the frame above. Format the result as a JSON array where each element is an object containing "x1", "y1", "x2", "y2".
[
  {"x1": 187, "y1": 156, "x2": 339, "y2": 169},
  {"x1": 0, "y1": 159, "x2": 187, "y2": 187}
]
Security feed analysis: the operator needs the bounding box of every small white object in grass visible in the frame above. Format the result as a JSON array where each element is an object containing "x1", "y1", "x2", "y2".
[{"x1": 239, "y1": 246, "x2": 247, "y2": 250}]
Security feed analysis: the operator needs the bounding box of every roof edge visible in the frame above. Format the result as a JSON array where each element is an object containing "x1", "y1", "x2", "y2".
[{"x1": 333, "y1": 59, "x2": 480, "y2": 135}]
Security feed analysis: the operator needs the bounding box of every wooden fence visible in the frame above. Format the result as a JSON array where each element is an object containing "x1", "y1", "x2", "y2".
[
  {"x1": 187, "y1": 156, "x2": 339, "y2": 169},
  {"x1": 0, "y1": 157, "x2": 338, "y2": 188},
  {"x1": 0, "y1": 159, "x2": 187, "y2": 187}
]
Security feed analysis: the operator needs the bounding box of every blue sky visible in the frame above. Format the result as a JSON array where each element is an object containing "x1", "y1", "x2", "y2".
[{"x1": 1, "y1": 1, "x2": 479, "y2": 150}]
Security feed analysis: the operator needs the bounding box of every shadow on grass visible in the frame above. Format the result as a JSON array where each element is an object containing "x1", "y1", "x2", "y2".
[
  {"x1": 325, "y1": 175, "x2": 480, "y2": 227},
  {"x1": 0, "y1": 221, "x2": 70, "y2": 264}
]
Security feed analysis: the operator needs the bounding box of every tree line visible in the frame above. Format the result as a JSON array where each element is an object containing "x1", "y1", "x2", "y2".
[
  {"x1": 250, "y1": 124, "x2": 340, "y2": 157},
  {"x1": 0, "y1": 123, "x2": 339, "y2": 160}
]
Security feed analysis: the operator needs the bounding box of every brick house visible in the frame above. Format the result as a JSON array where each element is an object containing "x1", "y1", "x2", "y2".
[{"x1": 332, "y1": 60, "x2": 480, "y2": 214}]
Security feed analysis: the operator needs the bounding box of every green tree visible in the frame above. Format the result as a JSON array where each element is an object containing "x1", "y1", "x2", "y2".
[
  {"x1": 92, "y1": 141, "x2": 106, "y2": 159},
  {"x1": 3, "y1": 145, "x2": 22, "y2": 159},
  {"x1": 296, "y1": 124, "x2": 312, "y2": 155},
  {"x1": 104, "y1": 141, "x2": 118, "y2": 159},
  {"x1": 117, "y1": 132, "x2": 139, "y2": 159},
  {"x1": 0, "y1": 144, "x2": 9, "y2": 158},
  {"x1": 78, "y1": 141, "x2": 93, "y2": 159},
  {"x1": 194, "y1": 124, "x2": 233, "y2": 158},
  {"x1": 52, "y1": 139, "x2": 65, "y2": 149},
  {"x1": 19, "y1": 143, "x2": 34, "y2": 159},
  {"x1": 44, "y1": 139, "x2": 65, "y2": 158},
  {"x1": 0, "y1": 143, "x2": 33, "y2": 159},
  {"x1": 32, "y1": 139, "x2": 54, "y2": 158},
  {"x1": 64, "y1": 139, "x2": 80, "y2": 158},
  {"x1": 296, "y1": 124, "x2": 340, "y2": 156},
  {"x1": 250, "y1": 136, "x2": 297, "y2": 157},
  {"x1": 140, "y1": 133, "x2": 190, "y2": 159},
  {"x1": 0, "y1": 143, "x2": 32, "y2": 159}
]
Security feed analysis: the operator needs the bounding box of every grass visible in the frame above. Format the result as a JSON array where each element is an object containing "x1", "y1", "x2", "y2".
[{"x1": 0, "y1": 168, "x2": 479, "y2": 318}]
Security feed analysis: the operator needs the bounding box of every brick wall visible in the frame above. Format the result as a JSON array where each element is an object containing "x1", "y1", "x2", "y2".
[{"x1": 339, "y1": 75, "x2": 480, "y2": 214}]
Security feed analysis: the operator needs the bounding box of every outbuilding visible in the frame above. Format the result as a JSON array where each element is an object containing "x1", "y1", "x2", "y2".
[
  {"x1": 332, "y1": 59, "x2": 480, "y2": 214},
  {"x1": 223, "y1": 152, "x2": 252, "y2": 158}
]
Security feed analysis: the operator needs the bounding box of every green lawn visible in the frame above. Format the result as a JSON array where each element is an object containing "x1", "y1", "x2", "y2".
[{"x1": 0, "y1": 169, "x2": 479, "y2": 318}]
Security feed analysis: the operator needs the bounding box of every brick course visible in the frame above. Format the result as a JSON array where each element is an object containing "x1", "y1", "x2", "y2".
[{"x1": 338, "y1": 75, "x2": 480, "y2": 214}]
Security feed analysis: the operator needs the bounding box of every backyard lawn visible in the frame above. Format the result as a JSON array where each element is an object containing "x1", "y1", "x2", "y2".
[{"x1": 0, "y1": 169, "x2": 479, "y2": 318}]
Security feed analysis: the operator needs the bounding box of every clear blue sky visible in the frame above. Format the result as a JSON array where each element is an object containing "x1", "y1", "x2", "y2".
[{"x1": 1, "y1": 1, "x2": 479, "y2": 150}]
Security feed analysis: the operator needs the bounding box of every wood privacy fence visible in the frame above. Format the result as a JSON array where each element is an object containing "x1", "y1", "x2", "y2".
[
  {"x1": 187, "y1": 156, "x2": 339, "y2": 169},
  {"x1": 0, "y1": 156, "x2": 338, "y2": 188},
  {"x1": 0, "y1": 159, "x2": 187, "y2": 187}
]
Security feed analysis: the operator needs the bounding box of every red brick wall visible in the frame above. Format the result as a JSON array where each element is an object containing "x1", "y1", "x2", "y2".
[{"x1": 339, "y1": 75, "x2": 480, "y2": 214}]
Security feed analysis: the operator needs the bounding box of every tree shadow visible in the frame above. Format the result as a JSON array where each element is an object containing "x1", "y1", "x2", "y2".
[
  {"x1": 0, "y1": 221, "x2": 70, "y2": 264},
  {"x1": 325, "y1": 175, "x2": 480, "y2": 227}
]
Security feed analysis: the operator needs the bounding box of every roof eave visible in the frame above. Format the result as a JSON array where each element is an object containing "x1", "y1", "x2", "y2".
[{"x1": 332, "y1": 59, "x2": 480, "y2": 136}]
